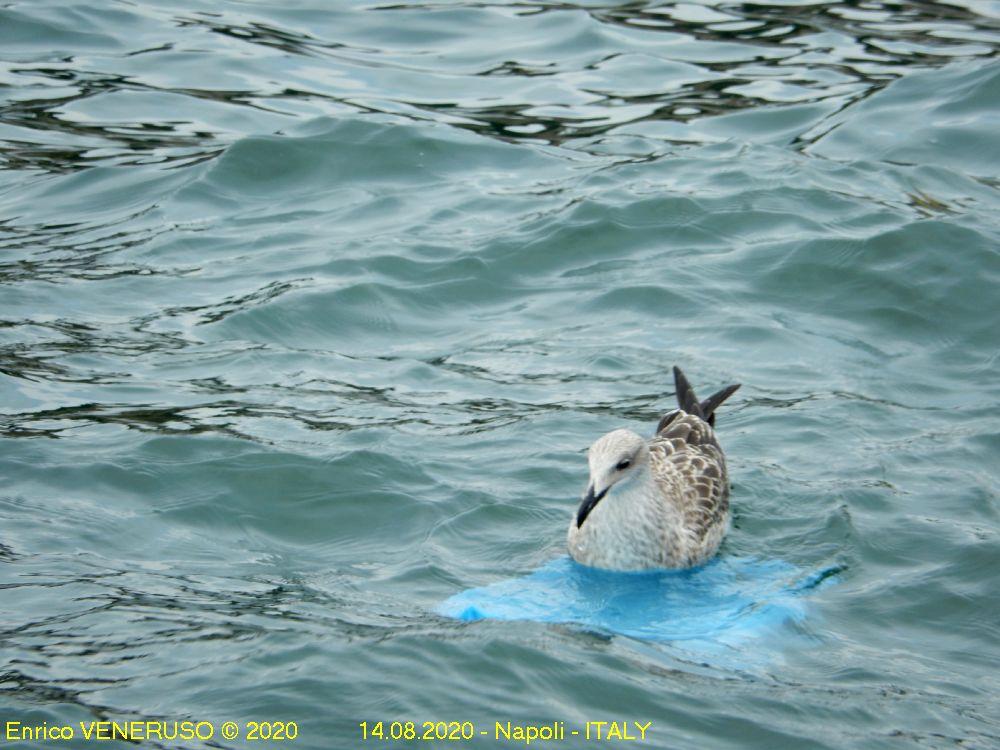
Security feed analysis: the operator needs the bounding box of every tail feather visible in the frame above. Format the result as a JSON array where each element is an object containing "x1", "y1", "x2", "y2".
[{"x1": 672, "y1": 366, "x2": 741, "y2": 427}]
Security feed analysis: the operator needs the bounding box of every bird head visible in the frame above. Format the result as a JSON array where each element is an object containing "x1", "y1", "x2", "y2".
[{"x1": 576, "y1": 428, "x2": 649, "y2": 528}]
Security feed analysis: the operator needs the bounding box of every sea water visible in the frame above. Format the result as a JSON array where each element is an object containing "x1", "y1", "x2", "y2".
[{"x1": 1, "y1": 2, "x2": 998, "y2": 749}]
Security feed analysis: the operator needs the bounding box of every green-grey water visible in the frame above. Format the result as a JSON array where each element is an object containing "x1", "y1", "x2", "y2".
[{"x1": 2, "y1": 2, "x2": 999, "y2": 748}]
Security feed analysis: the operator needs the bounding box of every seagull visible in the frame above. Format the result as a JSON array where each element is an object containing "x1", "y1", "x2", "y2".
[{"x1": 567, "y1": 367, "x2": 741, "y2": 571}]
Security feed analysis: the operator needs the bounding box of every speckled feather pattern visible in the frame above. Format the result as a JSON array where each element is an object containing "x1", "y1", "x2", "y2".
[{"x1": 649, "y1": 412, "x2": 730, "y2": 566}]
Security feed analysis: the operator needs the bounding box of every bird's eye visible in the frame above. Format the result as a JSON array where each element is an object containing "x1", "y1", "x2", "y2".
[{"x1": 616, "y1": 459, "x2": 631, "y2": 471}]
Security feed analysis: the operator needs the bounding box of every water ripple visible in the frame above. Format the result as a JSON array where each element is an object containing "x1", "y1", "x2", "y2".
[{"x1": 2, "y1": 1, "x2": 1000, "y2": 748}]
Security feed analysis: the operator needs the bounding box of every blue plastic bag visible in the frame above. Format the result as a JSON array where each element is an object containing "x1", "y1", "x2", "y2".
[{"x1": 438, "y1": 555, "x2": 837, "y2": 653}]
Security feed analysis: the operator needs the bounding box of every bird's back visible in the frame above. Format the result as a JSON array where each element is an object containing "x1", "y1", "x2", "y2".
[{"x1": 648, "y1": 409, "x2": 731, "y2": 566}]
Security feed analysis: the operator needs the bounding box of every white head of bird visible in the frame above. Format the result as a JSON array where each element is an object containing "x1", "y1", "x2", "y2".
[{"x1": 576, "y1": 428, "x2": 650, "y2": 529}]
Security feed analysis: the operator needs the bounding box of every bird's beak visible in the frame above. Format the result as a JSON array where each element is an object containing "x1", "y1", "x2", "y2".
[{"x1": 576, "y1": 483, "x2": 608, "y2": 528}]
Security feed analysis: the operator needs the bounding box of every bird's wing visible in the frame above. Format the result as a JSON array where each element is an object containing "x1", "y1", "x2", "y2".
[{"x1": 649, "y1": 411, "x2": 730, "y2": 545}]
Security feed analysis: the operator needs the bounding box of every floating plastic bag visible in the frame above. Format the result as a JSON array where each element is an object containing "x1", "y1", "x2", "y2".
[{"x1": 438, "y1": 555, "x2": 837, "y2": 650}]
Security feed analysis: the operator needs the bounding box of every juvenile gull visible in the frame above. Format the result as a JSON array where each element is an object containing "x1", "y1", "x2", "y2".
[{"x1": 567, "y1": 367, "x2": 741, "y2": 571}]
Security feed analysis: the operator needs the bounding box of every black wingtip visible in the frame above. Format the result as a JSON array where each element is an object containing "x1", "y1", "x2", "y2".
[
  {"x1": 673, "y1": 366, "x2": 704, "y2": 419},
  {"x1": 671, "y1": 367, "x2": 741, "y2": 426},
  {"x1": 700, "y1": 383, "x2": 741, "y2": 427}
]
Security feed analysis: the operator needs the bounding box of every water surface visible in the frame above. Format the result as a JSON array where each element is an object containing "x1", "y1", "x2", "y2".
[{"x1": 2, "y1": 2, "x2": 999, "y2": 749}]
